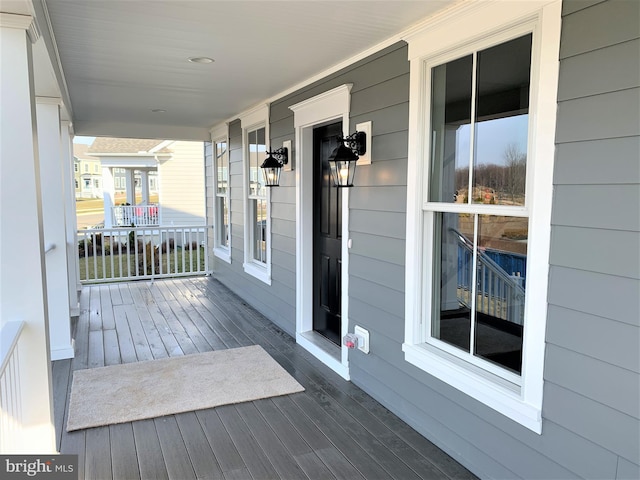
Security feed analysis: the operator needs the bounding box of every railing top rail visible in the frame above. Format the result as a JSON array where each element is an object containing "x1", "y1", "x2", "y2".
[
  {"x1": 450, "y1": 227, "x2": 525, "y2": 293},
  {"x1": 79, "y1": 224, "x2": 209, "y2": 233},
  {"x1": 1, "y1": 320, "x2": 25, "y2": 374}
]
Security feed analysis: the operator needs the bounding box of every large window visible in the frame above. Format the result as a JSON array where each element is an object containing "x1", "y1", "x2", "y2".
[
  {"x1": 247, "y1": 127, "x2": 267, "y2": 264},
  {"x1": 428, "y1": 34, "x2": 531, "y2": 380},
  {"x1": 241, "y1": 104, "x2": 271, "y2": 284},
  {"x1": 403, "y1": 1, "x2": 561, "y2": 433},
  {"x1": 213, "y1": 136, "x2": 231, "y2": 262}
]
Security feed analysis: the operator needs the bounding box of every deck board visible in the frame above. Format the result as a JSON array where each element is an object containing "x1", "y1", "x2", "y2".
[{"x1": 54, "y1": 277, "x2": 476, "y2": 480}]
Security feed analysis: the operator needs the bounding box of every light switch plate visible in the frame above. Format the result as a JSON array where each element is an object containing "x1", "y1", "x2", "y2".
[
  {"x1": 355, "y1": 121, "x2": 371, "y2": 166},
  {"x1": 283, "y1": 140, "x2": 292, "y2": 171},
  {"x1": 354, "y1": 325, "x2": 370, "y2": 354}
]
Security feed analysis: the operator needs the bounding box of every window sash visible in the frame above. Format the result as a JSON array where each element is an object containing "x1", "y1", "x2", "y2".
[
  {"x1": 423, "y1": 35, "x2": 533, "y2": 381},
  {"x1": 213, "y1": 139, "x2": 231, "y2": 253}
]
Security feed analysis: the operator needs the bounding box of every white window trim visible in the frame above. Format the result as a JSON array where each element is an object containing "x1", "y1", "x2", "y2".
[
  {"x1": 211, "y1": 124, "x2": 232, "y2": 264},
  {"x1": 403, "y1": 0, "x2": 561, "y2": 434},
  {"x1": 240, "y1": 104, "x2": 271, "y2": 285}
]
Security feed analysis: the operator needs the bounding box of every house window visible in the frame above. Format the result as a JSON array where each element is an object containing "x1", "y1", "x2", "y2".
[
  {"x1": 403, "y1": 1, "x2": 561, "y2": 433},
  {"x1": 94, "y1": 164, "x2": 99, "y2": 173},
  {"x1": 428, "y1": 34, "x2": 531, "y2": 378},
  {"x1": 84, "y1": 179, "x2": 90, "y2": 188},
  {"x1": 247, "y1": 128, "x2": 267, "y2": 263},
  {"x1": 213, "y1": 136, "x2": 231, "y2": 262},
  {"x1": 94, "y1": 179, "x2": 100, "y2": 188},
  {"x1": 241, "y1": 104, "x2": 271, "y2": 284},
  {"x1": 115, "y1": 177, "x2": 121, "y2": 189},
  {"x1": 74, "y1": 179, "x2": 79, "y2": 188},
  {"x1": 74, "y1": 163, "x2": 78, "y2": 172},
  {"x1": 84, "y1": 164, "x2": 88, "y2": 173}
]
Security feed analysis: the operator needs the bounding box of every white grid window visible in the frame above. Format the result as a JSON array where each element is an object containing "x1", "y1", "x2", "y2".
[
  {"x1": 240, "y1": 104, "x2": 271, "y2": 284},
  {"x1": 403, "y1": 1, "x2": 561, "y2": 433},
  {"x1": 213, "y1": 137, "x2": 231, "y2": 262}
]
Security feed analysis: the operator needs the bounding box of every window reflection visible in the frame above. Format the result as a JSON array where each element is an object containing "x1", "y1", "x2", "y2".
[
  {"x1": 249, "y1": 128, "x2": 266, "y2": 197},
  {"x1": 473, "y1": 35, "x2": 531, "y2": 206},
  {"x1": 429, "y1": 34, "x2": 532, "y2": 206},
  {"x1": 429, "y1": 56, "x2": 472, "y2": 203},
  {"x1": 432, "y1": 213, "x2": 527, "y2": 373}
]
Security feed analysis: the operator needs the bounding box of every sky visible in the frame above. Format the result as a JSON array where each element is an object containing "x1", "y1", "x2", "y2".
[{"x1": 74, "y1": 136, "x2": 95, "y2": 145}]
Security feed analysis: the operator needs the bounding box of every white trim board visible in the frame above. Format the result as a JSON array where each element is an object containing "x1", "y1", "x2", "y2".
[{"x1": 290, "y1": 84, "x2": 353, "y2": 380}]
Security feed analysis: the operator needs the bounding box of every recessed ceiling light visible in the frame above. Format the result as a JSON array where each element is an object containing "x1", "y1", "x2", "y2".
[
  {"x1": 188, "y1": 56, "x2": 214, "y2": 64},
  {"x1": 151, "y1": 109, "x2": 166, "y2": 113}
]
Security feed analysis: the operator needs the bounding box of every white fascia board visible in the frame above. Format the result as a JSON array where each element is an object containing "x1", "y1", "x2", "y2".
[
  {"x1": 98, "y1": 156, "x2": 158, "y2": 168},
  {"x1": 149, "y1": 140, "x2": 174, "y2": 153}
]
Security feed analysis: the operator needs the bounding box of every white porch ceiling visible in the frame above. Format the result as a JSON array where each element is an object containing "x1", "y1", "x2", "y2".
[{"x1": 30, "y1": 0, "x2": 456, "y2": 140}]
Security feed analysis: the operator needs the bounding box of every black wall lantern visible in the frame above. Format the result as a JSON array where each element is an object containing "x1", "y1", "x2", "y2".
[
  {"x1": 328, "y1": 131, "x2": 366, "y2": 187},
  {"x1": 260, "y1": 147, "x2": 288, "y2": 187}
]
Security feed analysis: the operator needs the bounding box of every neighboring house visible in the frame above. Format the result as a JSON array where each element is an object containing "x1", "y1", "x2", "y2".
[
  {"x1": 1, "y1": 1, "x2": 638, "y2": 478},
  {"x1": 112, "y1": 167, "x2": 159, "y2": 195},
  {"x1": 87, "y1": 137, "x2": 205, "y2": 228},
  {"x1": 72, "y1": 143, "x2": 102, "y2": 198}
]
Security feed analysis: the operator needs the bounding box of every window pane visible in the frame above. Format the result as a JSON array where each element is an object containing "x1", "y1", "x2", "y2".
[
  {"x1": 429, "y1": 55, "x2": 472, "y2": 203},
  {"x1": 248, "y1": 127, "x2": 266, "y2": 197},
  {"x1": 252, "y1": 198, "x2": 267, "y2": 263},
  {"x1": 473, "y1": 215, "x2": 527, "y2": 373},
  {"x1": 217, "y1": 197, "x2": 229, "y2": 248},
  {"x1": 216, "y1": 140, "x2": 228, "y2": 195},
  {"x1": 432, "y1": 211, "x2": 474, "y2": 352},
  {"x1": 473, "y1": 35, "x2": 531, "y2": 206}
]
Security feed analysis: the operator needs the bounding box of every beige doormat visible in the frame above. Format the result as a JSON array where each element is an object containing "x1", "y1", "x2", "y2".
[{"x1": 67, "y1": 345, "x2": 304, "y2": 431}]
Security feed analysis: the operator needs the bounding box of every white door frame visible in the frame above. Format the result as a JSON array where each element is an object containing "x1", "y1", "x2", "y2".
[{"x1": 290, "y1": 84, "x2": 352, "y2": 380}]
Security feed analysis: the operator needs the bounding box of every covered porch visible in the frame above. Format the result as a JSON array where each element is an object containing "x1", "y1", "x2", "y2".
[{"x1": 53, "y1": 277, "x2": 475, "y2": 480}]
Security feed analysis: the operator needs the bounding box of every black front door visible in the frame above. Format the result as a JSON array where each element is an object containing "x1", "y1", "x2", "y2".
[{"x1": 313, "y1": 122, "x2": 343, "y2": 345}]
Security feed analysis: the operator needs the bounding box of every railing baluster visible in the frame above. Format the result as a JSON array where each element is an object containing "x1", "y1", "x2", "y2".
[{"x1": 77, "y1": 225, "x2": 210, "y2": 283}]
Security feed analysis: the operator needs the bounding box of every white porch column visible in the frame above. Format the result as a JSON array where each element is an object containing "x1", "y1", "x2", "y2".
[
  {"x1": 124, "y1": 168, "x2": 135, "y2": 205},
  {"x1": 36, "y1": 97, "x2": 74, "y2": 361},
  {"x1": 140, "y1": 169, "x2": 150, "y2": 204},
  {"x1": 0, "y1": 13, "x2": 56, "y2": 453},
  {"x1": 102, "y1": 166, "x2": 115, "y2": 228},
  {"x1": 61, "y1": 121, "x2": 80, "y2": 315}
]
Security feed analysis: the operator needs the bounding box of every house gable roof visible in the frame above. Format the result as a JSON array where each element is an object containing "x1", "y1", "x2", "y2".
[
  {"x1": 73, "y1": 143, "x2": 99, "y2": 161},
  {"x1": 88, "y1": 137, "x2": 173, "y2": 155}
]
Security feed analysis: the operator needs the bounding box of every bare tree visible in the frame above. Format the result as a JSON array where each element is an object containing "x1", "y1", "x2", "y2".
[{"x1": 503, "y1": 143, "x2": 526, "y2": 204}]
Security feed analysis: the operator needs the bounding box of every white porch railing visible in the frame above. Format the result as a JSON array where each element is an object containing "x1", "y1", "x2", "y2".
[
  {"x1": 112, "y1": 204, "x2": 160, "y2": 227},
  {"x1": 0, "y1": 321, "x2": 25, "y2": 453},
  {"x1": 78, "y1": 225, "x2": 211, "y2": 283}
]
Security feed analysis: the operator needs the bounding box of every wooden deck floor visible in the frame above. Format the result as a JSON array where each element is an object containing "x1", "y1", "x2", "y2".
[{"x1": 53, "y1": 277, "x2": 476, "y2": 480}]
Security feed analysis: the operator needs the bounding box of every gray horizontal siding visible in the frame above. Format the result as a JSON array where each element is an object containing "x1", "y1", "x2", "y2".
[
  {"x1": 550, "y1": 226, "x2": 640, "y2": 278},
  {"x1": 543, "y1": 383, "x2": 639, "y2": 462},
  {"x1": 546, "y1": 0, "x2": 640, "y2": 472},
  {"x1": 548, "y1": 266, "x2": 640, "y2": 326},
  {"x1": 545, "y1": 305, "x2": 640, "y2": 373},
  {"x1": 554, "y1": 136, "x2": 640, "y2": 185},
  {"x1": 617, "y1": 457, "x2": 640, "y2": 480},
  {"x1": 552, "y1": 184, "x2": 640, "y2": 231},
  {"x1": 557, "y1": 39, "x2": 639, "y2": 100},
  {"x1": 559, "y1": 0, "x2": 639, "y2": 58},
  {"x1": 350, "y1": 209, "x2": 406, "y2": 239},
  {"x1": 555, "y1": 88, "x2": 640, "y2": 143},
  {"x1": 210, "y1": 118, "x2": 297, "y2": 336},
  {"x1": 545, "y1": 344, "x2": 640, "y2": 417},
  {"x1": 562, "y1": 0, "x2": 606, "y2": 16}
]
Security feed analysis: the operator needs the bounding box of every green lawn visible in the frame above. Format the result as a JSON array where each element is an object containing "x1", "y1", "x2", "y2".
[{"x1": 79, "y1": 247, "x2": 206, "y2": 283}]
